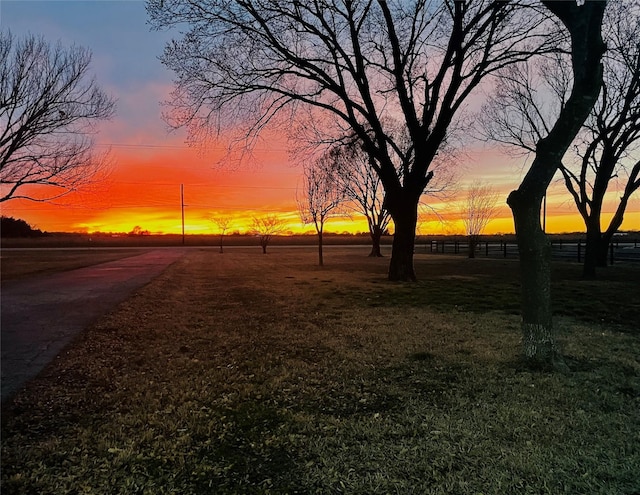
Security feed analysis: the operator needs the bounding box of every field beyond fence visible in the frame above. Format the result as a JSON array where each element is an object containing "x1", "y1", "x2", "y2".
[{"x1": 3, "y1": 232, "x2": 639, "y2": 264}]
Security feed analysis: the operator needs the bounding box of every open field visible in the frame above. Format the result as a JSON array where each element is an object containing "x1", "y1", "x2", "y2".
[
  {"x1": 0, "y1": 248, "x2": 150, "y2": 282},
  {"x1": 1, "y1": 248, "x2": 639, "y2": 494},
  {"x1": 0, "y1": 233, "x2": 385, "y2": 249}
]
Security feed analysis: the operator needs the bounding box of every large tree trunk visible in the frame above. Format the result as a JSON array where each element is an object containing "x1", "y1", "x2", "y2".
[
  {"x1": 583, "y1": 216, "x2": 601, "y2": 279},
  {"x1": 596, "y1": 194, "x2": 630, "y2": 267},
  {"x1": 595, "y1": 237, "x2": 609, "y2": 267},
  {"x1": 596, "y1": 235, "x2": 611, "y2": 267},
  {"x1": 387, "y1": 197, "x2": 418, "y2": 281},
  {"x1": 509, "y1": 1, "x2": 606, "y2": 368},
  {"x1": 369, "y1": 226, "x2": 383, "y2": 257},
  {"x1": 508, "y1": 190, "x2": 564, "y2": 369},
  {"x1": 468, "y1": 235, "x2": 478, "y2": 258}
]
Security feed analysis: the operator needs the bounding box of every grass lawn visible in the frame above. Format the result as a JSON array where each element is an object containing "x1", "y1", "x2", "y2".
[{"x1": 1, "y1": 247, "x2": 639, "y2": 494}]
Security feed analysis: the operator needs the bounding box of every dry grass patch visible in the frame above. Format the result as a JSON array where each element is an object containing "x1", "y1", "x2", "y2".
[{"x1": 2, "y1": 248, "x2": 639, "y2": 494}]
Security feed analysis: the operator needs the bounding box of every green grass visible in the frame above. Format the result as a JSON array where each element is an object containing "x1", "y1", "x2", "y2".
[
  {"x1": 319, "y1": 255, "x2": 640, "y2": 331},
  {"x1": 1, "y1": 249, "x2": 639, "y2": 494}
]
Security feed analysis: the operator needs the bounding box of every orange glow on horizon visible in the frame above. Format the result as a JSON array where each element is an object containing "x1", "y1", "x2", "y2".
[{"x1": 2, "y1": 141, "x2": 638, "y2": 236}]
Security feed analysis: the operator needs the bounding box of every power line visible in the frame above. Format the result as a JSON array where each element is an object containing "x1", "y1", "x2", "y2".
[
  {"x1": 94, "y1": 142, "x2": 290, "y2": 152},
  {"x1": 5, "y1": 203, "x2": 298, "y2": 212},
  {"x1": 112, "y1": 181, "x2": 298, "y2": 190}
]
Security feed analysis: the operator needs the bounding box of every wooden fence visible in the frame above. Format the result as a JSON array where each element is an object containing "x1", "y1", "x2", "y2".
[{"x1": 420, "y1": 238, "x2": 640, "y2": 264}]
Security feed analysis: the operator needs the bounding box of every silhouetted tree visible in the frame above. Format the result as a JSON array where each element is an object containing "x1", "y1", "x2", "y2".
[
  {"x1": 210, "y1": 215, "x2": 233, "y2": 253},
  {"x1": 562, "y1": 1, "x2": 639, "y2": 276},
  {"x1": 481, "y1": 1, "x2": 638, "y2": 280},
  {"x1": 506, "y1": 1, "x2": 607, "y2": 368},
  {"x1": 326, "y1": 137, "x2": 390, "y2": 258},
  {"x1": 298, "y1": 152, "x2": 345, "y2": 266},
  {"x1": 0, "y1": 216, "x2": 43, "y2": 237},
  {"x1": 251, "y1": 215, "x2": 285, "y2": 254},
  {"x1": 129, "y1": 226, "x2": 150, "y2": 236},
  {"x1": 0, "y1": 31, "x2": 115, "y2": 202},
  {"x1": 147, "y1": 0, "x2": 558, "y2": 281},
  {"x1": 461, "y1": 182, "x2": 499, "y2": 258}
]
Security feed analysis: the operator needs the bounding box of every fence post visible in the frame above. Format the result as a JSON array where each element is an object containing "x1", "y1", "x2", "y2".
[
  {"x1": 503, "y1": 241, "x2": 507, "y2": 258},
  {"x1": 485, "y1": 241, "x2": 489, "y2": 256},
  {"x1": 610, "y1": 242, "x2": 614, "y2": 265},
  {"x1": 577, "y1": 240, "x2": 581, "y2": 263}
]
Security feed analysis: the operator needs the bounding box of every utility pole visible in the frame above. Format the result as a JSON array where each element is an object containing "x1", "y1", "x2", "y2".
[
  {"x1": 181, "y1": 183, "x2": 185, "y2": 245},
  {"x1": 542, "y1": 194, "x2": 547, "y2": 233}
]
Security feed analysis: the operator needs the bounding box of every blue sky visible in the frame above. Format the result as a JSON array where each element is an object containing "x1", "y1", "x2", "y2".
[
  {"x1": 1, "y1": 1, "x2": 170, "y2": 86},
  {"x1": 1, "y1": 0, "x2": 177, "y2": 144}
]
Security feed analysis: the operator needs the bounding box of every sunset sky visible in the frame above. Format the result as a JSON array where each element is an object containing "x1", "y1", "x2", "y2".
[{"x1": 1, "y1": 1, "x2": 638, "y2": 236}]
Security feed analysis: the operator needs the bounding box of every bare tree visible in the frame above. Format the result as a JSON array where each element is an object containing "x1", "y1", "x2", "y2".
[
  {"x1": 505, "y1": 1, "x2": 607, "y2": 368},
  {"x1": 147, "y1": 0, "x2": 558, "y2": 281},
  {"x1": 562, "y1": 1, "x2": 640, "y2": 276},
  {"x1": 0, "y1": 31, "x2": 115, "y2": 203},
  {"x1": 461, "y1": 181, "x2": 499, "y2": 258},
  {"x1": 129, "y1": 225, "x2": 150, "y2": 236},
  {"x1": 298, "y1": 153, "x2": 345, "y2": 266},
  {"x1": 251, "y1": 215, "x2": 285, "y2": 254},
  {"x1": 480, "y1": 1, "x2": 639, "y2": 279},
  {"x1": 209, "y1": 215, "x2": 233, "y2": 253},
  {"x1": 326, "y1": 140, "x2": 390, "y2": 257}
]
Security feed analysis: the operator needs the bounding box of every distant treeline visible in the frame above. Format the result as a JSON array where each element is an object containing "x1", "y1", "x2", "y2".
[{"x1": 0, "y1": 216, "x2": 46, "y2": 238}]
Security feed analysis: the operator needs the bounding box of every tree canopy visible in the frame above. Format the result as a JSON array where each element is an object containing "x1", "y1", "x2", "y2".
[
  {"x1": 480, "y1": 0, "x2": 637, "y2": 278},
  {"x1": 0, "y1": 31, "x2": 115, "y2": 203},
  {"x1": 147, "y1": 0, "x2": 558, "y2": 280},
  {"x1": 0, "y1": 216, "x2": 44, "y2": 237}
]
